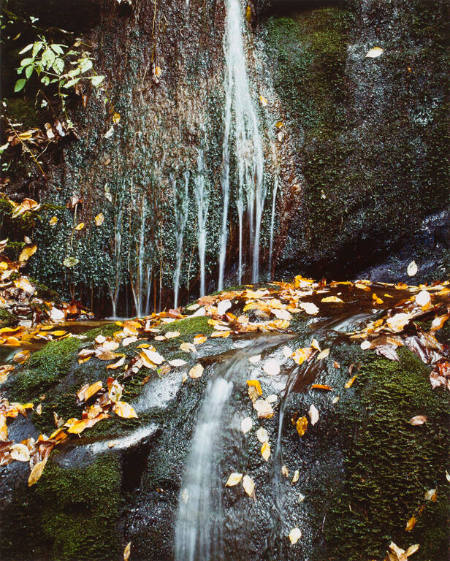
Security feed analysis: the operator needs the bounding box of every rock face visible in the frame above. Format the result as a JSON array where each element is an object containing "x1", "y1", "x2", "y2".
[
  {"x1": 0, "y1": 319, "x2": 448, "y2": 561},
  {"x1": 2, "y1": 0, "x2": 447, "y2": 313}
]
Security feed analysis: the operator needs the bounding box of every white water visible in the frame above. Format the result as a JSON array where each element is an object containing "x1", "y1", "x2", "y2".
[
  {"x1": 194, "y1": 150, "x2": 209, "y2": 297},
  {"x1": 268, "y1": 175, "x2": 279, "y2": 278},
  {"x1": 173, "y1": 173, "x2": 190, "y2": 309},
  {"x1": 218, "y1": 0, "x2": 265, "y2": 289},
  {"x1": 174, "y1": 377, "x2": 233, "y2": 561}
]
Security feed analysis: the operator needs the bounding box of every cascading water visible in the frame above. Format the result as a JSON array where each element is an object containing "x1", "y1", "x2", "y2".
[
  {"x1": 194, "y1": 150, "x2": 209, "y2": 297},
  {"x1": 173, "y1": 173, "x2": 190, "y2": 309},
  {"x1": 174, "y1": 376, "x2": 233, "y2": 561},
  {"x1": 218, "y1": 0, "x2": 265, "y2": 290}
]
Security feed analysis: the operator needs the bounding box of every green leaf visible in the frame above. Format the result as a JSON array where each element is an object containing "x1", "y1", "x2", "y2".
[
  {"x1": 50, "y1": 44, "x2": 65, "y2": 55},
  {"x1": 53, "y1": 57, "x2": 64, "y2": 74},
  {"x1": 20, "y1": 57, "x2": 34, "y2": 67},
  {"x1": 62, "y1": 78, "x2": 80, "y2": 89},
  {"x1": 25, "y1": 65, "x2": 33, "y2": 79},
  {"x1": 41, "y1": 47, "x2": 56, "y2": 69},
  {"x1": 14, "y1": 79, "x2": 26, "y2": 92},
  {"x1": 32, "y1": 42, "x2": 43, "y2": 57},
  {"x1": 67, "y1": 67, "x2": 81, "y2": 78},
  {"x1": 41, "y1": 75, "x2": 50, "y2": 86},
  {"x1": 78, "y1": 58, "x2": 93, "y2": 73},
  {"x1": 19, "y1": 43, "x2": 33, "y2": 55},
  {"x1": 90, "y1": 75, "x2": 105, "y2": 87}
]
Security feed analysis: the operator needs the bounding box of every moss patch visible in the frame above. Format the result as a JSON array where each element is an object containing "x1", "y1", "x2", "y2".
[
  {"x1": 0, "y1": 454, "x2": 122, "y2": 561},
  {"x1": 326, "y1": 348, "x2": 449, "y2": 560},
  {"x1": 160, "y1": 315, "x2": 213, "y2": 337},
  {"x1": 0, "y1": 307, "x2": 18, "y2": 328},
  {"x1": 9, "y1": 336, "x2": 82, "y2": 401}
]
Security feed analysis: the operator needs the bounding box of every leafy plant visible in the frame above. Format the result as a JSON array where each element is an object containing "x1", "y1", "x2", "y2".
[{"x1": 15, "y1": 37, "x2": 105, "y2": 112}]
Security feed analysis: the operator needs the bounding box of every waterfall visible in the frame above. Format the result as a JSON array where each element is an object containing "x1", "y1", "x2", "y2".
[
  {"x1": 173, "y1": 173, "x2": 190, "y2": 309},
  {"x1": 268, "y1": 175, "x2": 279, "y2": 278},
  {"x1": 218, "y1": 0, "x2": 265, "y2": 290},
  {"x1": 194, "y1": 150, "x2": 209, "y2": 297},
  {"x1": 174, "y1": 376, "x2": 233, "y2": 561}
]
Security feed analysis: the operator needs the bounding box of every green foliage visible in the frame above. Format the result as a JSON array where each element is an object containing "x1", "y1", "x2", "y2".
[
  {"x1": 326, "y1": 349, "x2": 449, "y2": 560},
  {"x1": 15, "y1": 37, "x2": 104, "y2": 110}
]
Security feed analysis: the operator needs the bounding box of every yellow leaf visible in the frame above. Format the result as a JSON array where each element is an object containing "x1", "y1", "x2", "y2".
[
  {"x1": 123, "y1": 541, "x2": 131, "y2": 561},
  {"x1": 242, "y1": 474, "x2": 255, "y2": 497},
  {"x1": 253, "y1": 399, "x2": 274, "y2": 419},
  {"x1": 424, "y1": 488, "x2": 437, "y2": 502},
  {"x1": 113, "y1": 112, "x2": 121, "y2": 124},
  {"x1": 49, "y1": 216, "x2": 58, "y2": 226},
  {"x1": 246, "y1": 379, "x2": 262, "y2": 396},
  {"x1": 0, "y1": 414, "x2": 7, "y2": 440},
  {"x1": 107, "y1": 356, "x2": 126, "y2": 370},
  {"x1": 316, "y1": 348, "x2": 330, "y2": 360},
  {"x1": 296, "y1": 416, "x2": 308, "y2": 437},
  {"x1": 19, "y1": 244, "x2": 37, "y2": 262},
  {"x1": 256, "y1": 427, "x2": 268, "y2": 443},
  {"x1": 321, "y1": 296, "x2": 344, "y2": 303},
  {"x1": 259, "y1": 95, "x2": 268, "y2": 106},
  {"x1": 13, "y1": 349, "x2": 31, "y2": 364},
  {"x1": 113, "y1": 401, "x2": 138, "y2": 419},
  {"x1": 288, "y1": 527, "x2": 302, "y2": 545},
  {"x1": 211, "y1": 330, "x2": 230, "y2": 338},
  {"x1": 14, "y1": 277, "x2": 35, "y2": 294},
  {"x1": 261, "y1": 441, "x2": 271, "y2": 461},
  {"x1": 193, "y1": 334, "x2": 207, "y2": 345},
  {"x1": 189, "y1": 363, "x2": 204, "y2": 379},
  {"x1": 405, "y1": 544, "x2": 420, "y2": 557},
  {"x1": 225, "y1": 472, "x2": 243, "y2": 487},
  {"x1": 77, "y1": 380, "x2": 103, "y2": 402},
  {"x1": 405, "y1": 515, "x2": 416, "y2": 532},
  {"x1": 291, "y1": 347, "x2": 313, "y2": 366},
  {"x1": 74, "y1": 222, "x2": 85, "y2": 231},
  {"x1": 49, "y1": 330, "x2": 67, "y2": 337},
  {"x1": 365, "y1": 46, "x2": 384, "y2": 58},
  {"x1": 165, "y1": 331, "x2": 181, "y2": 339},
  {"x1": 292, "y1": 470, "x2": 299, "y2": 484},
  {"x1": 344, "y1": 375, "x2": 358, "y2": 389},
  {"x1": 28, "y1": 458, "x2": 48, "y2": 486},
  {"x1": 241, "y1": 417, "x2": 253, "y2": 434},
  {"x1": 95, "y1": 213, "x2": 104, "y2": 226}
]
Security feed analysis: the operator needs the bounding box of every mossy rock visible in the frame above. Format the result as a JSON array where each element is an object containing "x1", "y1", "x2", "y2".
[
  {"x1": 0, "y1": 454, "x2": 121, "y2": 561},
  {"x1": 326, "y1": 348, "x2": 449, "y2": 560},
  {"x1": 0, "y1": 307, "x2": 18, "y2": 328}
]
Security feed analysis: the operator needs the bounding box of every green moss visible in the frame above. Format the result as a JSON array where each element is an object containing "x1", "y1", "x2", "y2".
[
  {"x1": 160, "y1": 315, "x2": 213, "y2": 337},
  {"x1": 0, "y1": 306, "x2": 18, "y2": 327},
  {"x1": 326, "y1": 348, "x2": 449, "y2": 560},
  {"x1": 0, "y1": 453, "x2": 122, "y2": 561},
  {"x1": 10, "y1": 336, "x2": 82, "y2": 401},
  {"x1": 83, "y1": 323, "x2": 119, "y2": 341}
]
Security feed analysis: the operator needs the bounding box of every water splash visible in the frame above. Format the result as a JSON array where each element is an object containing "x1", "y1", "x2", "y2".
[
  {"x1": 194, "y1": 150, "x2": 209, "y2": 297},
  {"x1": 173, "y1": 173, "x2": 190, "y2": 309},
  {"x1": 174, "y1": 376, "x2": 233, "y2": 561},
  {"x1": 218, "y1": 0, "x2": 265, "y2": 289},
  {"x1": 268, "y1": 175, "x2": 279, "y2": 278}
]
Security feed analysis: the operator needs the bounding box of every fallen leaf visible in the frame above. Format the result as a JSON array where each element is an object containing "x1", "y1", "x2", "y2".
[
  {"x1": 247, "y1": 379, "x2": 262, "y2": 399},
  {"x1": 261, "y1": 441, "x2": 271, "y2": 461},
  {"x1": 217, "y1": 299, "x2": 232, "y2": 315},
  {"x1": 408, "y1": 415, "x2": 427, "y2": 425},
  {"x1": 256, "y1": 427, "x2": 269, "y2": 443},
  {"x1": 407, "y1": 261, "x2": 418, "y2": 276},
  {"x1": 241, "y1": 417, "x2": 253, "y2": 434},
  {"x1": 189, "y1": 364, "x2": 204, "y2": 379},
  {"x1": 19, "y1": 244, "x2": 37, "y2": 262},
  {"x1": 415, "y1": 290, "x2": 431, "y2": 307},
  {"x1": 288, "y1": 527, "x2": 302, "y2": 545},
  {"x1": 113, "y1": 401, "x2": 138, "y2": 419},
  {"x1": 106, "y1": 356, "x2": 126, "y2": 370},
  {"x1": 10, "y1": 443, "x2": 30, "y2": 462},
  {"x1": 225, "y1": 472, "x2": 243, "y2": 487},
  {"x1": 74, "y1": 222, "x2": 85, "y2": 231},
  {"x1": 253, "y1": 399, "x2": 274, "y2": 419},
  {"x1": 49, "y1": 216, "x2": 58, "y2": 226},
  {"x1": 28, "y1": 458, "x2": 48, "y2": 486},
  {"x1": 164, "y1": 331, "x2": 181, "y2": 339},
  {"x1": 292, "y1": 470, "x2": 299, "y2": 484},
  {"x1": 424, "y1": 488, "x2": 437, "y2": 502},
  {"x1": 366, "y1": 46, "x2": 384, "y2": 58},
  {"x1": 298, "y1": 302, "x2": 319, "y2": 315},
  {"x1": 123, "y1": 541, "x2": 131, "y2": 561},
  {"x1": 321, "y1": 296, "x2": 344, "y2": 303},
  {"x1": 296, "y1": 416, "x2": 308, "y2": 437},
  {"x1": 263, "y1": 358, "x2": 280, "y2": 376},
  {"x1": 168, "y1": 359, "x2": 187, "y2": 367},
  {"x1": 281, "y1": 465, "x2": 289, "y2": 478},
  {"x1": 308, "y1": 404, "x2": 319, "y2": 425},
  {"x1": 405, "y1": 516, "x2": 416, "y2": 532},
  {"x1": 242, "y1": 474, "x2": 255, "y2": 498},
  {"x1": 291, "y1": 347, "x2": 313, "y2": 366},
  {"x1": 141, "y1": 348, "x2": 165, "y2": 365},
  {"x1": 193, "y1": 335, "x2": 207, "y2": 345},
  {"x1": 316, "y1": 348, "x2": 330, "y2": 360},
  {"x1": 77, "y1": 381, "x2": 103, "y2": 402},
  {"x1": 211, "y1": 330, "x2": 230, "y2": 338},
  {"x1": 345, "y1": 375, "x2": 358, "y2": 389},
  {"x1": 95, "y1": 213, "x2": 104, "y2": 226},
  {"x1": 311, "y1": 384, "x2": 332, "y2": 391}
]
